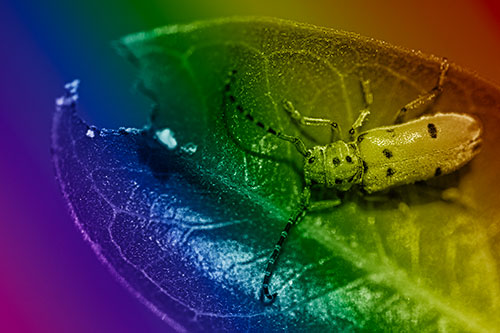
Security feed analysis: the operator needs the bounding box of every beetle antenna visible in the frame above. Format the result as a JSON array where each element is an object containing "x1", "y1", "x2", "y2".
[
  {"x1": 223, "y1": 70, "x2": 310, "y2": 157},
  {"x1": 260, "y1": 187, "x2": 311, "y2": 305}
]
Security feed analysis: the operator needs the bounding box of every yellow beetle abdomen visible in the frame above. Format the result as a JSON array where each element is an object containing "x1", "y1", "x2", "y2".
[{"x1": 357, "y1": 113, "x2": 482, "y2": 193}]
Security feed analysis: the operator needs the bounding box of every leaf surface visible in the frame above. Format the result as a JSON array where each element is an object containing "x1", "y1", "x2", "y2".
[{"x1": 53, "y1": 17, "x2": 500, "y2": 332}]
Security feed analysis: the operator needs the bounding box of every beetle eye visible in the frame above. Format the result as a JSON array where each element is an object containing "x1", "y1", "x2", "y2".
[
  {"x1": 308, "y1": 157, "x2": 316, "y2": 164},
  {"x1": 332, "y1": 157, "x2": 340, "y2": 166}
]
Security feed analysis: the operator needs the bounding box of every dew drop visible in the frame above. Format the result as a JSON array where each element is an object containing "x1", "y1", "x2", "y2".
[
  {"x1": 181, "y1": 143, "x2": 197, "y2": 155},
  {"x1": 86, "y1": 129, "x2": 95, "y2": 138},
  {"x1": 64, "y1": 79, "x2": 80, "y2": 94},
  {"x1": 55, "y1": 97, "x2": 65, "y2": 106},
  {"x1": 155, "y1": 128, "x2": 177, "y2": 149},
  {"x1": 56, "y1": 79, "x2": 80, "y2": 107}
]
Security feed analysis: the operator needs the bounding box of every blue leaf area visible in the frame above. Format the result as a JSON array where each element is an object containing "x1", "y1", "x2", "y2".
[{"x1": 51, "y1": 87, "x2": 359, "y2": 332}]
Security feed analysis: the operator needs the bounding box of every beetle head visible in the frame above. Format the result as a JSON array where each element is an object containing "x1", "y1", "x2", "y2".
[{"x1": 304, "y1": 142, "x2": 362, "y2": 191}]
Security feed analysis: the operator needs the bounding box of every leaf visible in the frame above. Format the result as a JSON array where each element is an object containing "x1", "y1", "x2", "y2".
[{"x1": 53, "y1": 18, "x2": 500, "y2": 331}]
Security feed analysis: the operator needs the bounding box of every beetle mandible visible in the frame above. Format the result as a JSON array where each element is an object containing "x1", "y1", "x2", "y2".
[{"x1": 222, "y1": 58, "x2": 482, "y2": 305}]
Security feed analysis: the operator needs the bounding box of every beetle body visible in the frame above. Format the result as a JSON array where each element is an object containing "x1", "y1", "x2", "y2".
[
  {"x1": 304, "y1": 113, "x2": 482, "y2": 193},
  {"x1": 222, "y1": 61, "x2": 484, "y2": 305}
]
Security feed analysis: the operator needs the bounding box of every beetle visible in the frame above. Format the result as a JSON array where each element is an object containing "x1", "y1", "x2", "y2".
[{"x1": 222, "y1": 58, "x2": 482, "y2": 305}]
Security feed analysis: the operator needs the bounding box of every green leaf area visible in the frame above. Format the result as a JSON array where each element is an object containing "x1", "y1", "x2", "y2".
[{"x1": 117, "y1": 17, "x2": 500, "y2": 331}]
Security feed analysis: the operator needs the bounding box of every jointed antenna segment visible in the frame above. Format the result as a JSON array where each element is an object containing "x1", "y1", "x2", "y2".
[
  {"x1": 223, "y1": 71, "x2": 310, "y2": 157},
  {"x1": 260, "y1": 187, "x2": 311, "y2": 305}
]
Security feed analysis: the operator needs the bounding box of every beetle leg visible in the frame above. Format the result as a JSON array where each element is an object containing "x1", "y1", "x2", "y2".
[
  {"x1": 260, "y1": 186, "x2": 311, "y2": 305},
  {"x1": 349, "y1": 77, "x2": 373, "y2": 139},
  {"x1": 309, "y1": 198, "x2": 342, "y2": 211},
  {"x1": 282, "y1": 100, "x2": 341, "y2": 142},
  {"x1": 393, "y1": 58, "x2": 450, "y2": 124},
  {"x1": 349, "y1": 108, "x2": 371, "y2": 139}
]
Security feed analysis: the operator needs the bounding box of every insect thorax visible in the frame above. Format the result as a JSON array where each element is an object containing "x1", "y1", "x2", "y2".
[{"x1": 304, "y1": 141, "x2": 363, "y2": 191}]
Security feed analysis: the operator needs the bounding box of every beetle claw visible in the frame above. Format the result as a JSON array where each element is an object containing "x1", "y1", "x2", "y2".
[{"x1": 260, "y1": 288, "x2": 278, "y2": 306}]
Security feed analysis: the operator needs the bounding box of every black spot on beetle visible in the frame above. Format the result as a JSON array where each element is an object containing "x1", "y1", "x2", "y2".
[
  {"x1": 427, "y1": 123, "x2": 437, "y2": 138},
  {"x1": 267, "y1": 128, "x2": 276, "y2": 135},
  {"x1": 335, "y1": 178, "x2": 343, "y2": 184},
  {"x1": 245, "y1": 114, "x2": 254, "y2": 121},
  {"x1": 346, "y1": 156, "x2": 353, "y2": 163},
  {"x1": 308, "y1": 157, "x2": 316, "y2": 164},
  {"x1": 332, "y1": 157, "x2": 340, "y2": 166},
  {"x1": 256, "y1": 122, "x2": 265, "y2": 128},
  {"x1": 229, "y1": 95, "x2": 236, "y2": 103},
  {"x1": 400, "y1": 107, "x2": 407, "y2": 113},
  {"x1": 383, "y1": 149, "x2": 393, "y2": 158},
  {"x1": 435, "y1": 167, "x2": 442, "y2": 176},
  {"x1": 387, "y1": 168, "x2": 395, "y2": 177},
  {"x1": 236, "y1": 105, "x2": 244, "y2": 113}
]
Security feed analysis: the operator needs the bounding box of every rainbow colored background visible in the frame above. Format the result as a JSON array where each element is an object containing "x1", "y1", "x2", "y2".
[{"x1": 2, "y1": 1, "x2": 500, "y2": 332}]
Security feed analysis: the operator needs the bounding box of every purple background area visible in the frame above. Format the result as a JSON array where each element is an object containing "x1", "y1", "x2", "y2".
[
  {"x1": 2, "y1": 0, "x2": 500, "y2": 332},
  {"x1": 0, "y1": 2, "x2": 166, "y2": 333}
]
